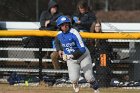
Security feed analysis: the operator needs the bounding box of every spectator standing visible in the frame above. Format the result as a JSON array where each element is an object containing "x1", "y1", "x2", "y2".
[{"x1": 90, "y1": 20, "x2": 113, "y2": 87}]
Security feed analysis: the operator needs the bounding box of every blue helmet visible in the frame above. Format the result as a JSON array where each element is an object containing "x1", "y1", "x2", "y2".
[{"x1": 56, "y1": 16, "x2": 71, "y2": 27}]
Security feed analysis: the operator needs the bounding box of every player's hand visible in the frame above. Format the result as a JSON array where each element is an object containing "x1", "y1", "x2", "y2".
[
  {"x1": 67, "y1": 55, "x2": 74, "y2": 60},
  {"x1": 63, "y1": 54, "x2": 73, "y2": 61}
]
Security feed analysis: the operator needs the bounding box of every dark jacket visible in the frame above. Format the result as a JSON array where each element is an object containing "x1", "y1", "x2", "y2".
[
  {"x1": 39, "y1": 0, "x2": 63, "y2": 30},
  {"x1": 73, "y1": 11, "x2": 96, "y2": 32},
  {"x1": 91, "y1": 39, "x2": 113, "y2": 87}
]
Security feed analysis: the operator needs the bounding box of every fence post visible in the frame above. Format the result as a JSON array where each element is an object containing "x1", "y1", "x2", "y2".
[
  {"x1": 39, "y1": 47, "x2": 43, "y2": 81},
  {"x1": 105, "y1": 0, "x2": 109, "y2": 12}
]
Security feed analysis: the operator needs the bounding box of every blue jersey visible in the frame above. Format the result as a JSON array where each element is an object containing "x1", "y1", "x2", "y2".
[{"x1": 57, "y1": 28, "x2": 86, "y2": 57}]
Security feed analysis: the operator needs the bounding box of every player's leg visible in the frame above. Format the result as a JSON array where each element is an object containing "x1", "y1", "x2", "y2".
[
  {"x1": 72, "y1": 82, "x2": 80, "y2": 93},
  {"x1": 67, "y1": 60, "x2": 80, "y2": 93},
  {"x1": 80, "y1": 48, "x2": 99, "y2": 93}
]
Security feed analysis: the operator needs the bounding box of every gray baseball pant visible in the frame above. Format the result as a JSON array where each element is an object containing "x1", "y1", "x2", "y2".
[{"x1": 66, "y1": 48, "x2": 95, "y2": 83}]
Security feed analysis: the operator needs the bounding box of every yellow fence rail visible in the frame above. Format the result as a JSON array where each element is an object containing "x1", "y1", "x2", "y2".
[{"x1": 0, "y1": 30, "x2": 140, "y2": 39}]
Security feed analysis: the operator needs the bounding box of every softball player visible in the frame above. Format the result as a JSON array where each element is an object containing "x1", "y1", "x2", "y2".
[{"x1": 55, "y1": 16, "x2": 99, "y2": 93}]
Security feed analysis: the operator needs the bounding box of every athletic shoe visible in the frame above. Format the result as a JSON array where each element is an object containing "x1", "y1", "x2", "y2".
[
  {"x1": 92, "y1": 81, "x2": 99, "y2": 90},
  {"x1": 90, "y1": 81, "x2": 99, "y2": 93},
  {"x1": 72, "y1": 83, "x2": 80, "y2": 93},
  {"x1": 94, "y1": 89, "x2": 100, "y2": 93}
]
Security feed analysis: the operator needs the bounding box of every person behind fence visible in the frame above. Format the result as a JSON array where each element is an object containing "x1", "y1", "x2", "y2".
[
  {"x1": 55, "y1": 15, "x2": 99, "y2": 93},
  {"x1": 39, "y1": 0, "x2": 63, "y2": 30},
  {"x1": 90, "y1": 20, "x2": 113, "y2": 87},
  {"x1": 72, "y1": 0, "x2": 96, "y2": 32}
]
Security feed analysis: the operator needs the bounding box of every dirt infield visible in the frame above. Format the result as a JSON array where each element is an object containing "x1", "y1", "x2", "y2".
[{"x1": 0, "y1": 84, "x2": 140, "y2": 93}]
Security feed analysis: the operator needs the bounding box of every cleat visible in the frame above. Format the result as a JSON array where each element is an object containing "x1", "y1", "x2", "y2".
[
  {"x1": 94, "y1": 89, "x2": 100, "y2": 93},
  {"x1": 73, "y1": 83, "x2": 80, "y2": 93},
  {"x1": 90, "y1": 81, "x2": 99, "y2": 93},
  {"x1": 92, "y1": 81, "x2": 99, "y2": 90}
]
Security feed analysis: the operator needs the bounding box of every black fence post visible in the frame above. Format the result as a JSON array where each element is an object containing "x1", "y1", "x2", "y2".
[{"x1": 39, "y1": 47, "x2": 43, "y2": 81}]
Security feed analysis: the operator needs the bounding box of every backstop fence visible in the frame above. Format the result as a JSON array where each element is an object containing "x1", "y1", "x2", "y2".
[{"x1": 0, "y1": 30, "x2": 140, "y2": 87}]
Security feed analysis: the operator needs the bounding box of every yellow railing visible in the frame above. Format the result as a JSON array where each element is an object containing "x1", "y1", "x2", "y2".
[{"x1": 0, "y1": 30, "x2": 140, "y2": 39}]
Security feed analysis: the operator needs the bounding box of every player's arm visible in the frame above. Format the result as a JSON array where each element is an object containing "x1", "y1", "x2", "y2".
[
  {"x1": 72, "y1": 30, "x2": 86, "y2": 59},
  {"x1": 54, "y1": 36, "x2": 64, "y2": 58},
  {"x1": 54, "y1": 36, "x2": 63, "y2": 51},
  {"x1": 72, "y1": 49, "x2": 85, "y2": 59}
]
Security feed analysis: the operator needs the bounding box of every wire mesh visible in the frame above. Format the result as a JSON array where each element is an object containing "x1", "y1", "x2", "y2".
[{"x1": 0, "y1": 36, "x2": 140, "y2": 88}]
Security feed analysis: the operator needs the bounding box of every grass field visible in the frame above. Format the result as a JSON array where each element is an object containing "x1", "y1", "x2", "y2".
[{"x1": 0, "y1": 84, "x2": 140, "y2": 93}]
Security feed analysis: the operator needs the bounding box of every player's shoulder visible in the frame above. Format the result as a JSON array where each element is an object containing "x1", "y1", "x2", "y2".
[
  {"x1": 57, "y1": 31, "x2": 63, "y2": 38},
  {"x1": 70, "y1": 28, "x2": 80, "y2": 36},
  {"x1": 57, "y1": 31, "x2": 62, "y2": 35}
]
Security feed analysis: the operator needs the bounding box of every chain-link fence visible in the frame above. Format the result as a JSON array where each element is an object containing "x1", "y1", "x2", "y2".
[{"x1": 0, "y1": 35, "x2": 140, "y2": 87}]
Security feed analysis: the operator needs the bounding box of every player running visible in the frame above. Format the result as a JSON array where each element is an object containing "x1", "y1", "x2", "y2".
[{"x1": 55, "y1": 15, "x2": 99, "y2": 93}]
